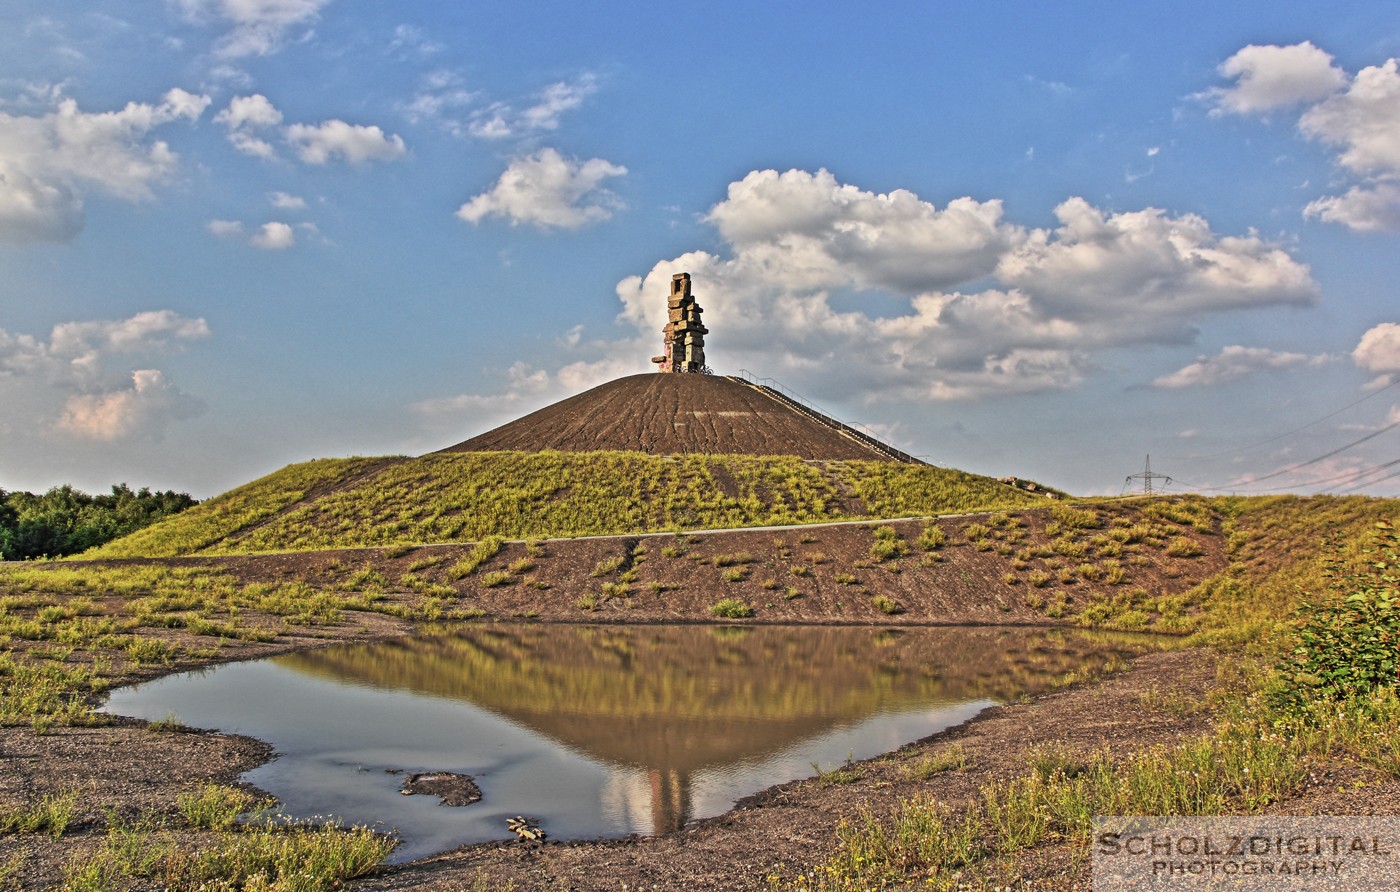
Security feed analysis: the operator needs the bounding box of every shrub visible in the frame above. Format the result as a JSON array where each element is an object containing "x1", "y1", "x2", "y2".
[
  {"x1": 479, "y1": 570, "x2": 513, "y2": 588},
  {"x1": 1166, "y1": 536, "x2": 1203, "y2": 558},
  {"x1": 450, "y1": 536, "x2": 504, "y2": 578},
  {"x1": 1277, "y1": 523, "x2": 1400, "y2": 704},
  {"x1": 918, "y1": 524, "x2": 945, "y2": 551},
  {"x1": 710, "y1": 598, "x2": 754, "y2": 619},
  {"x1": 962, "y1": 523, "x2": 989, "y2": 542},
  {"x1": 871, "y1": 594, "x2": 902, "y2": 615},
  {"x1": 591, "y1": 555, "x2": 625, "y2": 577},
  {"x1": 1051, "y1": 505, "x2": 1100, "y2": 530}
]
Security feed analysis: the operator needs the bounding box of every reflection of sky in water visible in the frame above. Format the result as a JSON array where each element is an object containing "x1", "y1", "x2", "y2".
[{"x1": 104, "y1": 624, "x2": 1144, "y2": 862}]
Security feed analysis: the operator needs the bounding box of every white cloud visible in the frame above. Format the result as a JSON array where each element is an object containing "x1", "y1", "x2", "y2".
[
  {"x1": 1354, "y1": 322, "x2": 1400, "y2": 387},
  {"x1": 57, "y1": 369, "x2": 203, "y2": 441},
  {"x1": 0, "y1": 311, "x2": 209, "y2": 441},
  {"x1": 704, "y1": 168, "x2": 1019, "y2": 293},
  {"x1": 410, "y1": 361, "x2": 555, "y2": 431},
  {"x1": 457, "y1": 148, "x2": 626, "y2": 229},
  {"x1": 1204, "y1": 41, "x2": 1346, "y2": 115},
  {"x1": 1303, "y1": 182, "x2": 1400, "y2": 231},
  {"x1": 176, "y1": 0, "x2": 332, "y2": 58},
  {"x1": 249, "y1": 220, "x2": 295, "y2": 249},
  {"x1": 1152, "y1": 345, "x2": 1324, "y2": 389},
  {"x1": 1299, "y1": 59, "x2": 1400, "y2": 176},
  {"x1": 435, "y1": 167, "x2": 1321, "y2": 413},
  {"x1": 0, "y1": 88, "x2": 210, "y2": 243},
  {"x1": 207, "y1": 218, "x2": 243, "y2": 238},
  {"x1": 207, "y1": 217, "x2": 316, "y2": 248},
  {"x1": 215, "y1": 93, "x2": 283, "y2": 130},
  {"x1": 285, "y1": 119, "x2": 406, "y2": 165},
  {"x1": 997, "y1": 197, "x2": 1317, "y2": 329},
  {"x1": 596, "y1": 170, "x2": 1318, "y2": 403},
  {"x1": 400, "y1": 70, "x2": 476, "y2": 136},
  {"x1": 467, "y1": 74, "x2": 597, "y2": 140},
  {"x1": 268, "y1": 190, "x2": 306, "y2": 209},
  {"x1": 388, "y1": 24, "x2": 441, "y2": 57},
  {"x1": 1209, "y1": 44, "x2": 1400, "y2": 232},
  {"x1": 216, "y1": 95, "x2": 404, "y2": 166}
]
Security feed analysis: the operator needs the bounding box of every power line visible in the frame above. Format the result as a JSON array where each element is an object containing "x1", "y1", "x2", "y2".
[
  {"x1": 1218, "y1": 420, "x2": 1400, "y2": 491},
  {"x1": 1161, "y1": 376, "x2": 1400, "y2": 462},
  {"x1": 1316, "y1": 457, "x2": 1400, "y2": 494},
  {"x1": 1332, "y1": 462, "x2": 1400, "y2": 495}
]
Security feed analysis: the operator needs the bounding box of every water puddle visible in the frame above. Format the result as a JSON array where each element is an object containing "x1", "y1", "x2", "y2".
[{"x1": 104, "y1": 623, "x2": 1161, "y2": 861}]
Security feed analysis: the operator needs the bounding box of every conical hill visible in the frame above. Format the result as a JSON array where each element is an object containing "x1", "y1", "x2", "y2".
[{"x1": 440, "y1": 373, "x2": 915, "y2": 463}]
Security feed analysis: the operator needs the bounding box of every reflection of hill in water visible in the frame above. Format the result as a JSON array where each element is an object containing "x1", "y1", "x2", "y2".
[{"x1": 277, "y1": 624, "x2": 1155, "y2": 774}]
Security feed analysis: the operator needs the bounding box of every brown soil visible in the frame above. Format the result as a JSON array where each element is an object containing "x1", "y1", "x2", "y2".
[
  {"x1": 438, "y1": 373, "x2": 900, "y2": 461},
  {"x1": 114, "y1": 502, "x2": 1227, "y2": 628}
]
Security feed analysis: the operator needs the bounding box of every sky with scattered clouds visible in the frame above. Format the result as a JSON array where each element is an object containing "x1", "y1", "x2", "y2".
[{"x1": 3, "y1": 2, "x2": 1399, "y2": 498}]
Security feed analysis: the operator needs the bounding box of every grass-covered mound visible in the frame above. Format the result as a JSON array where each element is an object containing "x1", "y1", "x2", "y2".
[{"x1": 86, "y1": 451, "x2": 1044, "y2": 558}]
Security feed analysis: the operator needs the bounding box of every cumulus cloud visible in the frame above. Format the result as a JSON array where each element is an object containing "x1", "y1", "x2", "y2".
[
  {"x1": 176, "y1": 0, "x2": 332, "y2": 58},
  {"x1": 1210, "y1": 44, "x2": 1400, "y2": 231},
  {"x1": 457, "y1": 148, "x2": 626, "y2": 229},
  {"x1": 468, "y1": 74, "x2": 597, "y2": 140},
  {"x1": 598, "y1": 169, "x2": 1319, "y2": 403},
  {"x1": 285, "y1": 120, "x2": 406, "y2": 165},
  {"x1": 57, "y1": 369, "x2": 203, "y2": 441},
  {"x1": 0, "y1": 88, "x2": 210, "y2": 244},
  {"x1": 1299, "y1": 59, "x2": 1400, "y2": 175},
  {"x1": 0, "y1": 311, "x2": 209, "y2": 440},
  {"x1": 249, "y1": 220, "x2": 295, "y2": 248},
  {"x1": 997, "y1": 197, "x2": 1317, "y2": 330},
  {"x1": 1303, "y1": 182, "x2": 1400, "y2": 231},
  {"x1": 1152, "y1": 345, "x2": 1326, "y2": 389},
  {"x1": 428, "y1": 167, "x2": 1321, "y2": 420},
  {"x1": 215, "y1": 95, "x2": 406, "y2": 165},
  {"x1": 1203, "y1": 41, "x2": 1346, "y2": 115},
  {"x1": 1354, "y1": 321, "x2": 1400, "y2": 386}
]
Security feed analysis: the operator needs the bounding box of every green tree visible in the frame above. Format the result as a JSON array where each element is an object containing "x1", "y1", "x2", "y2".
[{"x1": 0, "y1": 483, "x2": 196, "y2": 560}]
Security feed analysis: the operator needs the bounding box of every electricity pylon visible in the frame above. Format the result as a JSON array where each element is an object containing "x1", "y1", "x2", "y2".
[{"x1": 1125, "y1": 455, "x2": 1172, "y2": 495}]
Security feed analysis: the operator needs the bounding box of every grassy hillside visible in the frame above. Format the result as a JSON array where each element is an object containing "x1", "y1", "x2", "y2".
[{"x1": 86, "y1": 451, "x2": 1044, "y2": 558}]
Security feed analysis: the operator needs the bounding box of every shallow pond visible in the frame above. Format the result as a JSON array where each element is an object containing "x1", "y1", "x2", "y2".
[{"x1": 105, "y1": 623, "x2": 1158, "y2": 861}]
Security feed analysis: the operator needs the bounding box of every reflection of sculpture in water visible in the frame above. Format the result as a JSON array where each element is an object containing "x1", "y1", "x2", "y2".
[
  {"x1": 277, "y1": 624, "x2": 1151, "y2": 835},
  {"x1": 649, "y1": 769, "x2": 689, "y2": 834}
]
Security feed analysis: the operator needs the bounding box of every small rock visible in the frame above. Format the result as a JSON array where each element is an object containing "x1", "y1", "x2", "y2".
[{"x1": 399, "y1": 771, "x2": 482, "y2": 806}]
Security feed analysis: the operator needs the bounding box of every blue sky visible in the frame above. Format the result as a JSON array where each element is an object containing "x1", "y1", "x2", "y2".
[{"x1": 3, "y1": 1, "x2": 1400, "y2": 499}]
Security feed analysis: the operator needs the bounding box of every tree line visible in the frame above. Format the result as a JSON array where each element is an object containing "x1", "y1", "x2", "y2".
[{"x1": 0, "y1": 484, "x2": 197, "y2": 560}]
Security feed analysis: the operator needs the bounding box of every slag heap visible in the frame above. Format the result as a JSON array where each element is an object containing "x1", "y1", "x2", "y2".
[{"x1": 651, "y1": 273, "x2": 709, "y2": 374}]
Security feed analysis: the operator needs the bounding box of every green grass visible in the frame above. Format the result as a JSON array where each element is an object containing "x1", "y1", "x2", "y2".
[
  {"x1": 61, "y1": 810, "x2": 394, "y2": 892},
  {"x1": 0, "y1": 791, "x2": 78, "y2": 837},
  {"x1": 84, "y1": 452, "x2": 1040, "y2": 558}
]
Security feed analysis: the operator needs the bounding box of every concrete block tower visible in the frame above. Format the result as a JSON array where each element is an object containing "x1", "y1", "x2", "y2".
[{"x1": 651, "y1": 273, "x2": 709, "y2": 373}]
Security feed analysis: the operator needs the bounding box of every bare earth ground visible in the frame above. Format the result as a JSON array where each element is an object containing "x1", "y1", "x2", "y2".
[
  {"x1": 439, "y1": 373, "x2": 896, "y2": 461},
  {"x1": 105, "y1": 507, "x2": 1228, "y2": 628}
]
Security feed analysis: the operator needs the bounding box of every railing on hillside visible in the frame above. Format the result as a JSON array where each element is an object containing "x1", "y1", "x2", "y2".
[{"x1": 729, "y1": 370, "x2": 926, "y2": 465}]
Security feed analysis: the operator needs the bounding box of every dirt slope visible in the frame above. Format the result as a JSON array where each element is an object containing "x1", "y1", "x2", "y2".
[{"x1": 438, "y1": 373, "x2": 899, "y2": 461}]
